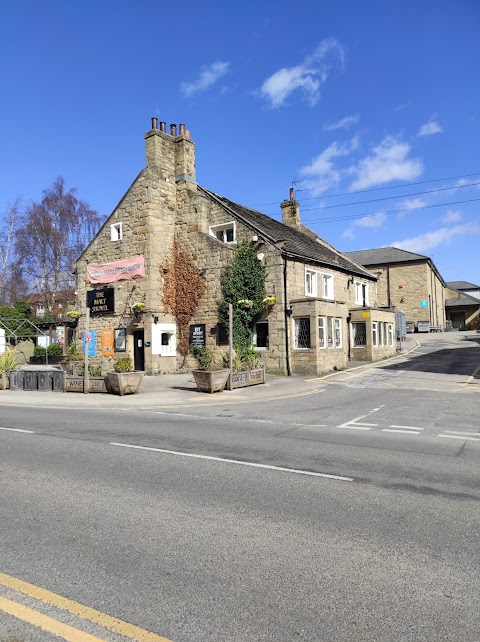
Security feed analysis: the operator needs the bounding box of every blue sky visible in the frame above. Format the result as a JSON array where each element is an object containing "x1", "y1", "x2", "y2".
[{"x1": 1, "y1": 0, "x2": 479, "y2": 283}]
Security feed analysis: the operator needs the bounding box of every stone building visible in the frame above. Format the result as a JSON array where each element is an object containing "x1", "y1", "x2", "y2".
[
  {"x1": 444, "y1": 282, "x2": 480, "y2": 330},
  {"x1": 345, "y1": 248, "x2": 446, "y2": 332},
  {"x1": 75, "y1": 119, "x2": 397, "y2": 375}
]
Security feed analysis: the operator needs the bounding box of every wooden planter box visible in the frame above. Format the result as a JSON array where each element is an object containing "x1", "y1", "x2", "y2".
[
  {"x1": 65, "y1": 376, "x2": 109, "y2": 393},
  {"x1": 226, "y1": 367, "x2": 266, "y2": 390},
  {"x1": 192, "y1": 369, "x2": 230, "y2": 393},
  {"x1": 107, "y1": 371, "x2": 144, "y2": 396}
]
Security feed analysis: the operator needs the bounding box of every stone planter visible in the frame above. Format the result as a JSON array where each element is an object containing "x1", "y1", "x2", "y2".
[
  {"x1": 65, "y1": 376, "x2": 109, "y2": 393},
  {"x1": 226, "y1": 367, "x2": 266, "y2": 390},
  {"x1": 107, "y1": 371, "x2": 145, "y2": 395},
  {"x1": 192, "y1": 369, "x2": 230, "y2": 393}
]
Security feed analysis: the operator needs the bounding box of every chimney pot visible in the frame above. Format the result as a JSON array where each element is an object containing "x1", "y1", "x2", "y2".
[
  {"x1": 179, "y1": 123, "x2": 186, "y2": 135},
  {"x1": 289, "y1": 187, "x2": 294, "y2": 201},
  {"x1": 170, "y1": 124, "x2": 177, "y2": 136},
  {"x1": 160, "y1": 121, "x2": 166, "y2": 133},
  {"x1": 151, "y1": 117, "x2": 158, "y2": 130}
]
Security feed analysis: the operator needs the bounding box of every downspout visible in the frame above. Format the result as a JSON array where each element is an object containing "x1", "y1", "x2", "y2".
[
  {"x1": 386, "y1": 266, "x2": 391, "y2": 308},
  {"x1": 283, "y1": 254, "x2": 292, "y2": 376}
]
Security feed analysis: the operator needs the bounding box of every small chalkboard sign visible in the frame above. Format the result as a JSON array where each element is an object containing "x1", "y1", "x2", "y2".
[{"x1": 189, "y1": 324, "x2": 206, "y2": 347}]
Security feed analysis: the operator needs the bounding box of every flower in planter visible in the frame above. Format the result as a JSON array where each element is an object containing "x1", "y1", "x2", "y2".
[
  {"x1": 262, "y1": 296, "x2": 276, "y2": 305},
  {"x1": 66, "y1": 310, "x2": 81, "y2": 319},
  {"x1": 237, "y1": 299, "x2": 253, "y2": 309},
  {"x1": 131, "y1": 302, "x2": 146, "y2": 312}
]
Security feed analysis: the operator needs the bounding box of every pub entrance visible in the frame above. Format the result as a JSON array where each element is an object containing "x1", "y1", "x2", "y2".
[{"x1": 133, "y1": 330, "x2": 145, "y2": 371}]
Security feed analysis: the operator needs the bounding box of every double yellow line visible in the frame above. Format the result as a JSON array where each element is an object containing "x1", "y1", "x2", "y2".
[{"x1": 0, "y1": 573, "x2": 172, "y2": 642}]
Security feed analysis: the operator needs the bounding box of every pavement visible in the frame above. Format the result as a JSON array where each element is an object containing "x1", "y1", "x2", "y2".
[{"x1": 0, "y1": 331, "x2": 478, "y2": 410}]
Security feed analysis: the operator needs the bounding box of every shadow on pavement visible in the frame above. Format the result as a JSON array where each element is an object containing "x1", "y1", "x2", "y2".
[{"x1": 378, "y1": 345, "x2": 480, "y2": 377}]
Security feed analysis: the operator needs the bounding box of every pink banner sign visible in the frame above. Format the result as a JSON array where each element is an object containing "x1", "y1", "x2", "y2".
[{"x1": 86, "y1": 255, "x2": 145, "y2": 284}]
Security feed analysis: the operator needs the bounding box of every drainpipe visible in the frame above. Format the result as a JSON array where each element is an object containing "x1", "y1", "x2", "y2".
[
  {"x1": 347, "y1": 314, "x2": 352, "y2": 361},
  {"x1": 283, "y1": 254, "x2": 292, "y2": 376},
  {"x1": 386, "y1": 266, "x2": 391, "y2": 308}
]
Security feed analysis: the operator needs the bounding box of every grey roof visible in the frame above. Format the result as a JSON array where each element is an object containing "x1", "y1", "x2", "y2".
[
  {"x1": 446, "y1": 280, "x2": 480, "y2": 290},
  {"x1": 199, "y1": 187, "x2": 376, "y2": 280},
  {"x1": 445, "y1": 294, "x2": 480, "y2": 307},
  {"x1": 344, "y1": 247, "x2": 429, "y2": 266}
]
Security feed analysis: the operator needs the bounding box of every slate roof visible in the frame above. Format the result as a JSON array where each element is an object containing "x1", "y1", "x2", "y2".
[
  {"x1": 446, "y1": 280, "x2": 480, "y2": 290},
  {"x1": 344, "y1": 247, "x2": 429, "y2": 266},
  {"x1": 199, "y1": 187, "x2": 376, "y2": 280},
  {"x1": 445, "y1": 293, "x2": 480, "y2": 307}
]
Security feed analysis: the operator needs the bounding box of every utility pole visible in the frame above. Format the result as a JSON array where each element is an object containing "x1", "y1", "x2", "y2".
[{"x1": 84, "y1": 308, "x2": 90, "y2": 394}]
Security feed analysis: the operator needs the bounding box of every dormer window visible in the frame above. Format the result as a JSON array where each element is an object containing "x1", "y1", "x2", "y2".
[
  {"x1": 354, "y1": 281, "x2": 369, "y2": 306},
  {"x1": 209, "y1": 222, "x2": 236, "y2": 243},
  {"x1": 111, "y1": 222, "x2": 123, "y2": 241}
]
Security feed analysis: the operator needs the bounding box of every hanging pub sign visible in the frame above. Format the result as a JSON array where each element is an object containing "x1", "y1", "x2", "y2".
[
  {"x1": 87, "y1": 288, "x2": 115, "y2": 315},
  {"x1": 189, "y1": 324, "x2": 206, "y2": 347}
]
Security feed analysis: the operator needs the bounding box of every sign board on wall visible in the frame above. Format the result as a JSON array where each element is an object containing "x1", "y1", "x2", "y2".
[
  {"x1": 83, "y1": 331, "x2": 96, "y2": 357},
  {"x1": 114, "y1": 328, "x2": 126, "y2": 352},
  {"x1": 87, "y1": 288, "x2": 115, "y2": 315},
  {"x1": 189, "y1": 324, "x2": 206, "y2": 347},
  {"x1": 101, "y1": 329, "x2": 115, "y2": 356},
  {"x1": 420, "y1": 300, "x2": 429, "y2": 308},
  {"x1": 86, "y1": 255, "x2": 145, "y2": 284}
]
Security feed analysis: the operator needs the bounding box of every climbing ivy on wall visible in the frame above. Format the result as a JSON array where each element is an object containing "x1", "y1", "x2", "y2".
[
  {"x1": 161, "y1": 240, "x2": 206, "y2": 358},
  {"x1": 218, "y1": 242, "x2": 266, "y2": 351}
]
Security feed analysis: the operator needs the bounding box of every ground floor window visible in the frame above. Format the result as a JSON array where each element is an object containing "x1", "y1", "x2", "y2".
[
  {"x1": 372, "y1": 322, "x2": 378, "y2": 347},
  {"x1": 319, "y1": 316, "x2": 342, "y2": 349},
  {"x1": 352, "y1": 322, "x2": 366, "y2": 347},
  {"x1": 294, "y1": 317, "x2": 311, "y2": 349},
  {"x1": 388, "y1": 323, "x2": 394, "y2": 347},
  {"x1": 253, "y1": 322, "x2": 269, "y2": 348}
]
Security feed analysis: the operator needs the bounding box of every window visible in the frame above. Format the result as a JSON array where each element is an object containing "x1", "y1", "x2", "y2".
[
  {"x1": 36, "y1": 304, "x2": 45, "y2": 318},
  {"x1": 253, "y1": 322, "x2": 269, "y2": 349},
  {"x1": 355, "y1": 282, "x2": 368, "y2": 306},
  {"x1": 318, "y1": 317, "x2": 326, "y2": 348},
  {"x1": 216, "y1": 323, "x2": 229, "y2": 346},
  {"x1": 334, "y1": 318, "x2": 342, "y2": 348},
  {"x1": 388, "y1": 323, "x2": 394, "y2": 347},
  {"x1": 111, "y1": 222, "x2": 122, "y2": 241},
  {"x1": 372, "y1": 321, "x2": 378, "y2": 347},
  {"x1": 327, "y1": 316, "x2": 334, "y2": 348},
  {"x1": 352, "y1": 322, "x2": 366, "y2": 347},
  {"x1": 209, "y1": 222, "x2": 236, "y2": 243},
  {"x1": 305, "y1": 270, "x2": 317, "y2": 296},
  {"x1": 321, "y1": 273, "x2": 334, "y2": 299},
  {"x1": 151, "y1": 323, "x2": 176, "y2": 356},
  {"x1": 294, "y1": 317, "x2": 311, "y2": 348}
]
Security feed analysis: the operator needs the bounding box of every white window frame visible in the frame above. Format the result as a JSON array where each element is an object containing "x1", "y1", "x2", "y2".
[
  {"x1": 151, "y1": 323, "x2": 176, "y2": 356},
  {"x1": 209, "y1": 221, "x2": 236, "y2": 244},
  {"x1": 36, "y1": 304, "x2": 45, "y2": 317},
  {"x1": 354, "y1": 281, "x2": 369, "y2": 306},
  {"x1": 327, "y1": 316, "x2": 334, "y2": 348},
  {"x1": 111, "y1": 222, "x2": 123, "y2": 241},
  {"x1": 305, "y1": 269, "x2": 317, "y2": 297},
  {"x1": 372, "y1": 321, "x2": 378, "y2": 347},
  {"x1": 334, "y1": 318, "x2": 342, "y2": 348},
  {"x1": 388, "y1": 323, "x2": 394, "y2": 347},
  {"x1": 321, "y1": 273, "x2": 334, "y2": 300},
  {"x1": 318, "y1": 317, "x2": 326, "y2": 349}
]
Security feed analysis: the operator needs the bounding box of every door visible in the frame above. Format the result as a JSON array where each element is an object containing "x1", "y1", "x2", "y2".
[
  {"x1": 450, "y1": 312, "x2": 465, "y2": 330},
  {"x1": 133, "y1": 330, "x2": 145, "y2": 371}
]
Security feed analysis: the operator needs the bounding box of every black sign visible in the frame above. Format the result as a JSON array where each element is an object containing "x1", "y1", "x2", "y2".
[
  {"x1": 189, "y1": 324, "x2": 206, "y2": 347},
  {"x1": 87, "y1": 288, "x2": 115, "y2": 315}
]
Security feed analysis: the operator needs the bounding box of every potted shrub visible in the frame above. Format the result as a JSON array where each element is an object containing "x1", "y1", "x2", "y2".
[
  {"x1": 190, "y1": 345, "x2": 230, "y2": 393},
  {"x1": 31, "y1": 342, "x2": 64, "y2": 365},
  {"x1": 223, "y1": 346, "x2": 266, "y2": 390},
  {"x1": 0, "y1": 350, "x2": 17, "y2": 390},
  {"x1": 107, "y1": 356, "x2": 144, "y2": 395}
]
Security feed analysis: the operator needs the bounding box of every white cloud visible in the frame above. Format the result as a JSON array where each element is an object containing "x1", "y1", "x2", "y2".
[
  {"x1": 300, "y1": 136, "x2": 359, "y2": 195},
  {"x1": 399, "y1": 197, "x2": 428, "y2": 211},
  {"x1": 180, "y1": 62, "x2": 230, "y2": 97},
  {"x1": 441, "y1": 210, "x2": 462, "y2": 224},
  {"x1": 258, "y1": 38, "x2": 345, "y2": 108},
  {"x1": 324, "y1": 114, "x2": 360, "y2": 131},
  {"x1": 343, "y1": 213, "x2": 387, "y2": 239},
  {"x1": 417, "y1": 119, "x2": 443, "y2": 137},
  {"x1": 350, "y1": 136, "x2": 423, "y2": 190},
  {"x1": 391, "y1": 223, "x2": 479, "y2": 254}
]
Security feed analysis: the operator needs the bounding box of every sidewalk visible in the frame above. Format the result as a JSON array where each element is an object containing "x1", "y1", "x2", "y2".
[{"x1": 1, "y1": 332, "x2": 475, "y2": 410}]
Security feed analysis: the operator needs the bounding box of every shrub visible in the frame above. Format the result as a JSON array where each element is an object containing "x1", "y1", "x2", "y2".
[
  {"x1": 189, "y1": 345, "x2": 213, "y2": 371},
  {"x1": 33, "y1": 342, "x2": 63, "y2": 358},
  {"x1": 88, "y1": 364, "x2": 103, "y2": 377},
  {"x1": 113, "y1": 356, "x2": 133, "y2": 373},
  {"x1": 0, "y1": 351, "x2": 17, "y2": 374}
]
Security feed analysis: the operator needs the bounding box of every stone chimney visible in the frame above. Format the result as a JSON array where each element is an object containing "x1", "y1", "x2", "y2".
[
  {"x1": 280, "y1": 187, "x2": 301, "y2": 228},
  {"x1": 144, "y1": 117, "x2": 196, "y2": 186}
]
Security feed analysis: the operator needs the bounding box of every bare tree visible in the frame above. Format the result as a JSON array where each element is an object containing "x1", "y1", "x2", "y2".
[
  {"x1": 0, "y1": 199, "x2": 21, "y2": 305},
  {"x1": 15, "y1": 177, "x2": 102, "y2": 312}
]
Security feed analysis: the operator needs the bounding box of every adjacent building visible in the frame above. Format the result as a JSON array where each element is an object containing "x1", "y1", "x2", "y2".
[
  {"x1": 345, "y1": 248, "x2": 446, "y2": 332},
  {"x1": 74, "y1": 119, "x2": 397, "y2": 375}
]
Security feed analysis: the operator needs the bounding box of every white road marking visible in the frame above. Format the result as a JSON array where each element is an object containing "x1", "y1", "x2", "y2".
[
  {"x1": 389, "y1": 425, "x2": 424, "y2": 431},
  {"x1": 306, "y1": 424, "x2": 327, "y2": 428},
  {"x1": 438, "y1": 434, "x2": 480, "y2": 442},
  {"x1": 338, "y1": 405, "x2": 384, "y2": 430},
  {"x1": 341, "y1": 424, "x2": 373, "y2": 430},
  {"x1": 0, "y1": 427, "x2": 35, "y2": 434},
  {"x1": 110, "y1": 442, "x2": 354, "y2": 482},
  {"x1": 444, "y1": 430, "x2": 480, "y2": 436},
  {"x1": 382, "y1": 428, "x2": 421, "y2": 435}
]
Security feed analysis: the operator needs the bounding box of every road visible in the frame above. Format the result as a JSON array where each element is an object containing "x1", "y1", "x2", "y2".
[{"x1": 1, "y1": 335, "x2": 479, "y2": 641}]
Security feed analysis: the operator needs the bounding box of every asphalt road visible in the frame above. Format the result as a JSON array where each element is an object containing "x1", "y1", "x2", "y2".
[{"x1": 1, "y1": 336, "x2": 479, "y2": 641}]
